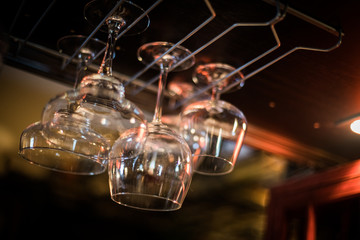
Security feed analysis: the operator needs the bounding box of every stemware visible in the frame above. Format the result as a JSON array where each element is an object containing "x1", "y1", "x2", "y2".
[
  {"x1": 180, "y1": 63, "x2": 247, "y2": 175},
  {"x1": 109, "y1": 42, "x2": 195, "y2": 211},
  {"x1": 19, "y1": 1, "x2": 149, "y2": 175},
  {"x1": 19, "y1": 36, "x2": 108, "y2": 175}
]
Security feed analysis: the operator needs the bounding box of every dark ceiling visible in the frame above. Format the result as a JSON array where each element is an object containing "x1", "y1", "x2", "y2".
[{"x1": 1, "y1": 0, "x2": 360, "y2": 166}]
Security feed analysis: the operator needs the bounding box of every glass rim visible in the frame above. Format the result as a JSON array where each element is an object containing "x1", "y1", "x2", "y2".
[
  {"x1": 110, "y1": 192, "x2": 182, "y2": 211},
  {"x1": 181, "y1": 99, "x2": 247, "y2": 121},
  {"x1": 19, "y1": 146, "x2": 107, "y2": 175},
  {"x1": 192, "y1": 154, "x2": 235, "y2": 176}
]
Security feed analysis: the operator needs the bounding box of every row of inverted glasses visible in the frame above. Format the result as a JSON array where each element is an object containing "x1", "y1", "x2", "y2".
[
  {"x1": 19, "y1": 0, "x2": 149, "y2": 175},
  {"x1": 19, "y1": 0, "x2": 247, "y2": 211}
]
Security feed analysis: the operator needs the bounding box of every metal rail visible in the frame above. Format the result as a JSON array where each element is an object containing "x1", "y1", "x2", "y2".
[
  {"x1": 130, "y1": 1, "x2": 284, "y2": 96},
  {"x1": 170, "y1": 1, "x2": 343, "y2": 109},
  {"x1": 9, "y1": 0, "x2": 343, "y2": 108},
  {"x1": 15, "y1": 0, "x2": 57, "y2": 55},
  {"x1": 124, "y1": 0, "x2": 217, "y2": 87},
  {"x1": 61, "y1": 0, "x2": 162, "y2": 70},
  {"x1": 262, "y1": 0, "x2": 343, "y2": 37}
]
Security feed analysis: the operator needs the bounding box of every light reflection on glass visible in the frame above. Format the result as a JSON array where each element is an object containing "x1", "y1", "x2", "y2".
[
  {"x1": 232, "y1": 119, "x2": 238, "y2": 136},
  {"x1": 72, "y1": 139, "x2": 77, "y2": 151},
  {"x1": 215, "y1": 128, "x2": 222, "y2": 157},
  {"x1": 30, "y1": 137, "x2": 34, "y2": 148}
]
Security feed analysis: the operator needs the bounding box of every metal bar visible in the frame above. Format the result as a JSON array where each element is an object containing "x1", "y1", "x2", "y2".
[
  {"x1": 212, "y1": 31, "x2": 342, "y2": 100},
  {"x1": 170, "y1": 9, "x2": 283, "y2": 108},
  {"x1": 8, "y1": 34, "x2": 163, "y2": 96},
  {"x1": 130, "y1": 22, "x2": 280, "y2": 96},
  {"x1": 16, "y1": 0, "x2": 57, "y2": 54},
  {"x1": 172, "y1": 6, "x2": 343, "y2": 109},
  {"x1": 217, "y1": 24, "x2": 282, "y2": 94},
  {"x1": 130, "y1": 74, "x2": 159, "y2": 96},
  {"x1": 215, "y1": 26, "x2": 281, "y2": 94},
  {"x1": 61, "y1": 0, "x2": 125, "y2": 70},
  {"x1": 9, "y1": 0, "x2": 26, "y2": 34},
  {"x1": 263, "y1": 0, "x2": 343, "y2": 37},
  {"x1": 130, "y1": 0, "x2": 283, "y2": 96},
  {"x1": 124, "y1": 0, "x2": 217, "y2": 87},
  {"x1": 10, "y1": 35, "x2": 66, "y2": 58},
  {"x1": 220, "y1": 28, "x2": 343, "y2": 93}
]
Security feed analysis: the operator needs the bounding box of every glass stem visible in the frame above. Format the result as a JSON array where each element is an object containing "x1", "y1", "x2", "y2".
[
  {"x1": 98, "y1": 17, "x2": 125, "y2": 76},
  {"x1": 153, "y1": 61, "x2": 170, "y2": 123},
  {"x1": 211, "y1": 86, "x2": 221, "y2": 101},
  {"x1": 75, "y1": 58, "x2": 88, "y2": 88}
]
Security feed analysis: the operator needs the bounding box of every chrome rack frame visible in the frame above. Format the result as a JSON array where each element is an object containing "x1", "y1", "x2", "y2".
[{"x1": 8, "y1": 0, "x2": 343, "y2": 108}]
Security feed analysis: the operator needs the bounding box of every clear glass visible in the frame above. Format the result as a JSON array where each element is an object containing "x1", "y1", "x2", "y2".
[
  {"x1": 109, "y1": 42, "x2": 194, "y2": 211},
  {"x1": 19, "y1": 90, "x2": 109, "y2": 175},
  {"x1": 180, "y1": 63, "x2": 247, "y2": 175},
  {"x1": 20, "y1": 121, "x2": 108, "y2": 175},
  {"x1": 19, "y1": 1, "x2": 149, "y2": 175}
]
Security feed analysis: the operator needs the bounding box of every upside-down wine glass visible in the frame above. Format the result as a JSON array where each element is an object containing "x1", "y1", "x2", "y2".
[
  {"x1": 109, "y1": 41, "x2": 195, "y2": 211},
  {"x1": 180, "y1": 63, "x2": 247, "y2": 175},
  {"x1": 19, "y1": 1, "x2": 149, "y2": 175},
  {"x1": 19, "y1": 36, "x2": 108, "y2": 174}
]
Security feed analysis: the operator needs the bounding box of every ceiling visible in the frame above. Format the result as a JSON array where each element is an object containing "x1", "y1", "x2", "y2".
[{"x1": 1, "y1": 0, "x2": 360, "y2": 168}]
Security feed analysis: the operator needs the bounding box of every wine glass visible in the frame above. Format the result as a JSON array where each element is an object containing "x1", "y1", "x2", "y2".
[
  {"x1": 108, "y1": 42, "x2": 195, "y2": 211},
  {"x1": 19, "y1": 36, "x2": 108, "y2": 175},
  {"x1": 19, "y1": 1, "x2": 149, "y2": 175},
  {"x1": 179, "y1": 63, "x2": 247, "y2": 176}
]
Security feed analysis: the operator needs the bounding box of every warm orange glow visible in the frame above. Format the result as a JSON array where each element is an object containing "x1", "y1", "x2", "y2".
[
  {"x1": 350, "y1": 119, "x2": 360, "y2": 134},
  {"x1": 306, "y1": 204, "x2": 316, "y2": 240},
  {"x1": 232, "y1": 130, "x2": 246, "y2": 160}
]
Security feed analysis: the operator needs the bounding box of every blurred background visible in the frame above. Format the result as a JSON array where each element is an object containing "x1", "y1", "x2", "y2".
[{"x1": 1, "y1": 0, "x2": 359, "y2": 238}]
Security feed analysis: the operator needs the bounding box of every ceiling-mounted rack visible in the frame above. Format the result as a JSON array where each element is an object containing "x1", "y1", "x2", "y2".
[
  {"x1": 4, "y1": 0, "x2": 343, "y2": 107},
  {"x1": 171, "y1": 6, "x2": 343, "y2": 109},
  {"x1": 123, "y1": 0, "x2": 343, "y2": 109}
]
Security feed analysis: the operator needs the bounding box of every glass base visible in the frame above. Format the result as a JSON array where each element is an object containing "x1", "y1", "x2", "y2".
[
  {"x1": 57, "y1": 35, "x2": 106, "y2": 59},
  {"x1": 137, "y1": 41, "x2": 195, "y2": 71},
  {"x1": 192, "y1": 63, "x2": 244, "y2": 92},
  {"x1": 111, "y1": 193, "x2": 182, "y2": 211},
  {"x1": 193, "y1": 154, "x2": 234, "y2": 176},
  {"x1": 84, "y1": 0, "x2": 150, "y2": 36},
  {"x1": 19, "y1": 121, "x2": 108, "y2": 175}
]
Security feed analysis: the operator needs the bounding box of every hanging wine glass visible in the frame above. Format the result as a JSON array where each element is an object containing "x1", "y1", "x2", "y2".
[
  {"x1": 109, "y1": 41, "x2": 195, "y2": 211},
  {"x1": 19, "y1": 1, "x2": 149, "y2": 175},
  {"x1": 19, "y1": 36, "x2": 109, "y2": 175},
  {"x1": 179, "y1": 63, "x2": 247, "y2": 176}
]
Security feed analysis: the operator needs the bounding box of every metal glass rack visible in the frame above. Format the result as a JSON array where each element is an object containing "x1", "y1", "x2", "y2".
[{"x1": 6, "y1": 0, "x2": 343, "y2": 108}]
